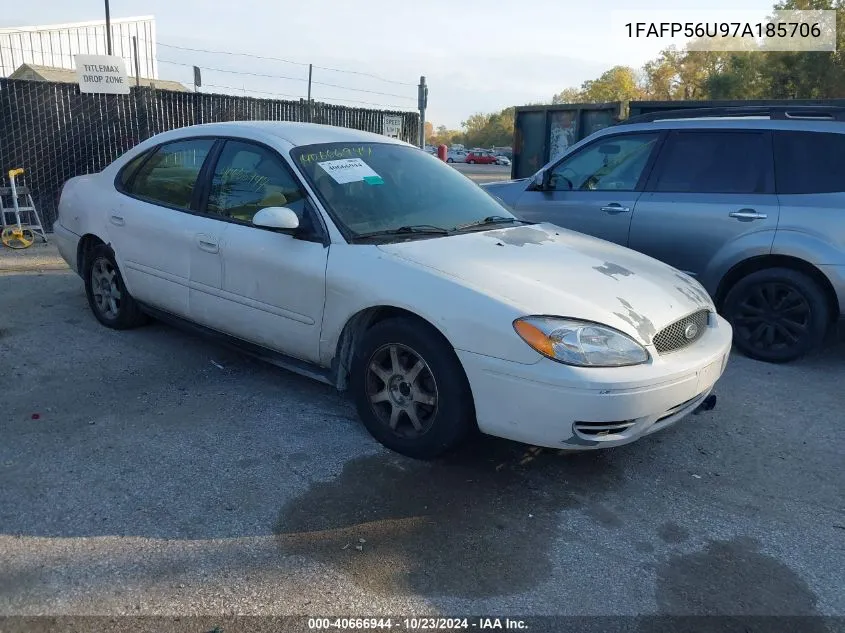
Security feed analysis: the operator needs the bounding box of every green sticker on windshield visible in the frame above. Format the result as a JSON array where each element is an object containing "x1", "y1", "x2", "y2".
[{"x1": 363, "y1": 175, "x2": 384, "y2": 185}]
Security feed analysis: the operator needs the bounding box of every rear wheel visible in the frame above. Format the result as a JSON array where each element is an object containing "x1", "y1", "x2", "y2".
[
  {"x1": 84, "y1": 244, "x2": 148, "y2": 329},
  {"x1": 447, "y1": 158, "x2": 454, "y2": 163},
  {"x1": 350, "y1": 317, "x2": 475, "y2": 459},
  {"x1": 722, "y1": 267, "x2": 829, "y2": 363}
]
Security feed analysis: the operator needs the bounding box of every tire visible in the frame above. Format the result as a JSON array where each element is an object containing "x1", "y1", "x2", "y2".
[
  {"x1": 84, "y1": 243, "x2": 148, "y2": 329},
  {"x1": 722, "y1": 267, "x2": 829, "y2": 363},
  {"x1": 350, "y1": 317, "x2": 476, "y2": 459},
  {"x1": 468, "y1": 159, "x2": 475, "y2": 164},
  {"x1": 447, "y1": 158, "x2": 454, "y2": 163}
]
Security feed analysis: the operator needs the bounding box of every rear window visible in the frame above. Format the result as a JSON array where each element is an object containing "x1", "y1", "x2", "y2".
[
  {"x1": 651, "y1": 131, "x2": 771, "y2": 194},
  {"x1": 774, "y1": 131, "x2": 845, "y2": 194},
  {"x1": 117, "y1": 150, "x2": 151, "y2": 191}
]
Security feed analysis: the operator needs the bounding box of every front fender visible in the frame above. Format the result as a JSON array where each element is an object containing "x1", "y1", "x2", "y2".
[{"x1": 319, "y1": 246, "x2": 541, "y2": 368}]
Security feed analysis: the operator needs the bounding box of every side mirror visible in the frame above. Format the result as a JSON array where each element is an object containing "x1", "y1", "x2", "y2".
[
  {"x1": 530, "y1": 170, "x2": 546, "y2": 191},
  {"x1": 253, "y1": 206, "x2": 300, "y2": 232}
]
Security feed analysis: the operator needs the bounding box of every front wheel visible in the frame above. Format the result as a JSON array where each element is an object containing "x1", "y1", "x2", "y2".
[
  {"x1": 467, "y1": 159, "x2": 475, "y2": 164},
  {"x1": 350, "y1": 317, "x2": 476, "y2": 459},
  {"x1": 722, "y1": 267, "x2": 829, "y2": 363}
]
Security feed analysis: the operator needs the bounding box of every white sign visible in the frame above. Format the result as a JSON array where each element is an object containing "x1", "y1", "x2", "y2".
[
  {"x1": 318, "y1": 158, "x2": 383, "y2": 185},
  {"x1": 74, "y1": 54, "x2": 130, "y2": 94},
  {"x1": 383, "y1": 115, "x2": 403, "y2": 138}
]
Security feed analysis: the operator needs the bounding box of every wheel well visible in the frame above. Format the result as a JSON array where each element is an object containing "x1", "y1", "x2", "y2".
[
  {"x1": 715, "y1": 255, "x2": 839, "y2": 323},
  {"x1": 76, "y1": 234, "x2": 106, "y2": 275},
  {"x1": 331, "y1": 306, "x2": 450, "y2": 391}
]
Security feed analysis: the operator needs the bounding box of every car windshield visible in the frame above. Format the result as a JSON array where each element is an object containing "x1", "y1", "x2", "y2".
[{"x1": 290, "y1": 142, "x2": 519, "y2": 240}]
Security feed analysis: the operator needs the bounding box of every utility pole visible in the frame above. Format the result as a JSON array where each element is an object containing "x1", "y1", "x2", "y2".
[
  {"x1": 104, "y1": 0, "x2": 112, "y2": 55},
  {"x1": 307, "y1": 64, "x2": 313, "y2": 122},
  {"x1": 418, "y1": 76, "x2": 428, "y2": 148},
  {"x1": 132, "y1": 36, "x2": 140, "y2": 86}
]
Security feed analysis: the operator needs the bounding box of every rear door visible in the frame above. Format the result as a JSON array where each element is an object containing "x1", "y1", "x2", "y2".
[
  {"x1": 772, "y1": 130, "x2": 845, "y2": 267},
  {"x1": 628, "y1": 129, "x2": 780, "y2": 290},
  {"x1": 109, "y1": 138, "x2": 216, "y2": 317},
  {"x1": 511, "y1": 131, "x2": 662, "y2": 246}
]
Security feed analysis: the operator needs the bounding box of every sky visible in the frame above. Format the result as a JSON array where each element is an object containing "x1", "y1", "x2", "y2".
[{"x1": 4, "y1": 0, "x2": 777, "y2": 129}]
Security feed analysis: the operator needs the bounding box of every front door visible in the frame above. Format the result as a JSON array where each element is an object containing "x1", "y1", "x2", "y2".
[
  {"x1": 628, "y1": 130, "x2": 780, "y2": 290},
  {"x1": 512, "y1": 131, "x2": 662, "y2": 247},
  {"x1": 190, "y1": 139, "x2": 329, "y2": 364}
]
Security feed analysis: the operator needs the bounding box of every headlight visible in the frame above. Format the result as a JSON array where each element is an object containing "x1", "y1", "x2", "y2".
[{"x1": 513, "y1": 316, "x2": 649, "y2": 367}]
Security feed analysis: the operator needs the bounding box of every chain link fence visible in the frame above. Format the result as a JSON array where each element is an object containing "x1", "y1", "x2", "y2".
[{"x1": 0, "y1": 78, "x2": 420, "y2": 230}]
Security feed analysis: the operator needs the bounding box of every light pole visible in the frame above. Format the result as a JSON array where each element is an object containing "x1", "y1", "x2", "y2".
[{"x1": 104, "y1": 0, "x2": 112, "y2": 55}]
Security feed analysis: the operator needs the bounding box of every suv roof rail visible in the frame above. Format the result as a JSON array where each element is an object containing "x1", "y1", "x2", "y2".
[{"x1": 621, "y1": 105, "x2": 845, "y2": 125}]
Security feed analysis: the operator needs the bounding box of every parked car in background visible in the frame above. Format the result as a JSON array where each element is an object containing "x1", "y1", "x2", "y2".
[
  {"x1": 466, "y1": 151, "x2": 498, "y2": 165},
  {"x1": 52, "y1": 121, "x2": 730, "y2": 458},
  {"x1": 495, "y1": 155, "x2": 511, "y2": 166},
  {"x1": 483, "y1": 106, "x2": 845, "y2": 363},
  {"x1": 446, "y1": 149, "x2": 467, "y2": 163}
]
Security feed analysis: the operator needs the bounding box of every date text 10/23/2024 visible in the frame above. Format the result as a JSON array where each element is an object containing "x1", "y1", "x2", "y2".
[{"x1": 307, "y1": 618, "x2": 528, "y2": 630}]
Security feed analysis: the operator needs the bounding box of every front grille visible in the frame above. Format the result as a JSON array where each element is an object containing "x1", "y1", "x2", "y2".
[{"x1": 653, "y1": 309, "x2": 710, "y2": 354}]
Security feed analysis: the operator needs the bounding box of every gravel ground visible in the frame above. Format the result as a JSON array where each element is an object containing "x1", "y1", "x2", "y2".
[{"x1": 1, "y1": 241, "x2": 844, "y2": 624}]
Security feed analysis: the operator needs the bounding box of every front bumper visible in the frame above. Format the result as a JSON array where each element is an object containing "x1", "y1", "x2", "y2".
[
  {"x1": 52, "y1": 221, "x2": 80, "y2": 275},
  {"x1": 457, "y1": 313, "x2": 733, "y2": 450}
]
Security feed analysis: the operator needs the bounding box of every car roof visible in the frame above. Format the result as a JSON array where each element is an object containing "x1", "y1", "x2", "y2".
[{"x1": 144, "y1": 120, "x2": 411, "y2": 148}]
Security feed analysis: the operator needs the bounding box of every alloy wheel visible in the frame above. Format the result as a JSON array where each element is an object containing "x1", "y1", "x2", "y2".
[
  {"x1": 90, "y1": 257, "x2": 123, "y2": 319},
  {"x1": 732, "y1": 282, "x2": 811, "y2": 352},
  {"x1": 366, "y1": 343, "x2": 439, "y2": 438}
]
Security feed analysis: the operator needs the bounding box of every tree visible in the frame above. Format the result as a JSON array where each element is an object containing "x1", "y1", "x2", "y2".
[
  {"x1": 424, "y1": 121, "x2": 434, "y2": 142},
  {"x1": 460, "y1": 106, "x2": 516, "y2": 148},
  {"x1": 580, "y1": 66, "x2": 645, "y2": 103},
  {"x1": 552, "y1": 87, "x2": 585, "y2": 104}
]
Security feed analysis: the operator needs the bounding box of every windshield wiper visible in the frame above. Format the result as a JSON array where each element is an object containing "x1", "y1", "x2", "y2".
[
  {"x1": 453, "y1": 216, "x2": 534, "y2": 231},
  {"x1": 353, "y1": 224, "x2": 451, "y2": 240}
]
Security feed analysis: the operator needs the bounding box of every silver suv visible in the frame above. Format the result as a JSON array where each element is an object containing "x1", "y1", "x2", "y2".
[{"x1": 483, "y1": 106, "x2": 845, "y2": 363}]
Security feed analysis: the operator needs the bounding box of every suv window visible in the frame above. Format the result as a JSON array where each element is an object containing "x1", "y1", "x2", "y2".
[
  {"x1": 651, "y1": 131, "x2": 771, "y2": 194},
  {"x1": 549, "y1": 132, "x2": 660, "y2": 191},
  {"x1": 205, "y1": 140, "x2": 307, "y2": 223},
  {"x1": 128, "y1": 139, "x2": 214, "y2": 208},
  {"x1": 774, "y1": 131, "x2": 845, "y2": 194}
]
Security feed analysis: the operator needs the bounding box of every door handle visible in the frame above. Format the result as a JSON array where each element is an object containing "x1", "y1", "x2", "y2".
[
  {"x1": 600, "y1": 204, "x2": 631, "y2": 214},
  {"x1": 196, "y1": 234, "x2": 219, "y2": 253},
  {"x1": 729, "y1": 209, "x2": 768, "y2": 221},
  {"x1": 109, "y1": 214, "x2": 125, "y2": 226}
]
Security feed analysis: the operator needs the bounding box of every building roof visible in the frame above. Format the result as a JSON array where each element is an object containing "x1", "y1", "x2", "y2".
[
  {"x1": 0, "y1": 16, "x2": 154, "y2": 33},
  {"x1": 9, "y1": 63, "x2": 188, "y2": 92}
]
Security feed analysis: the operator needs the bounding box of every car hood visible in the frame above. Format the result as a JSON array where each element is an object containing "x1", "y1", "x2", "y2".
[{"x1": 376, "y1": 223, "x2": 713, "y2": 345}]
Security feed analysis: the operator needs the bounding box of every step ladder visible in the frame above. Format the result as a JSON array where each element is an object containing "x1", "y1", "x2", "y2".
[{"x1": 1, "y1": 168, "x2": 47, "y2": 249}]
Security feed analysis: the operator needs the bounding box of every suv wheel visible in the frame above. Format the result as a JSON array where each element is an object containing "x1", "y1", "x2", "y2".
[
  {"x1": 722, "y1": 267, "x2": 829, "y2": 363},
  {"x1": 350, "y1": 317, "x2": 476, "y2": 459}
]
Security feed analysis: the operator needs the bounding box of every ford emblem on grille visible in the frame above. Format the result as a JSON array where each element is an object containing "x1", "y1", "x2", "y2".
[{"x1": 684, "y1": 323, "x2": 699, "y2": 340}]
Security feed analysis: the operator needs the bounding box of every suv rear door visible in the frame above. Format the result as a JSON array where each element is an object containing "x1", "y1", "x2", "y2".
[
  {"x1": 627, "y1": 129, "x2": 780, "y2": 292},
  {"x1": 772, "y1": 129, "x2": 845, "y2": 268}
]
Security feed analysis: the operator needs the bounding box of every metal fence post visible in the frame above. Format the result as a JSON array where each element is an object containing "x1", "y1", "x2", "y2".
[{"x1": 418, "y1": 76, "x2": 427, "y2": 148}]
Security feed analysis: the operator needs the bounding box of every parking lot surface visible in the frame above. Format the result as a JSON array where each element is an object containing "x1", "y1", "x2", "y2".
[
  {"x1": 450, "y1": 162, "x2": 512, "y2": 183},
  {"x1": 1, "y1": 239, "x2": 844, "y2": 621}
]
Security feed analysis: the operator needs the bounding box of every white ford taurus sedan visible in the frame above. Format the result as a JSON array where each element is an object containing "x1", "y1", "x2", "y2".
[{"x1": 53, "y1": 121, "x2": 732, "y2": 459}]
